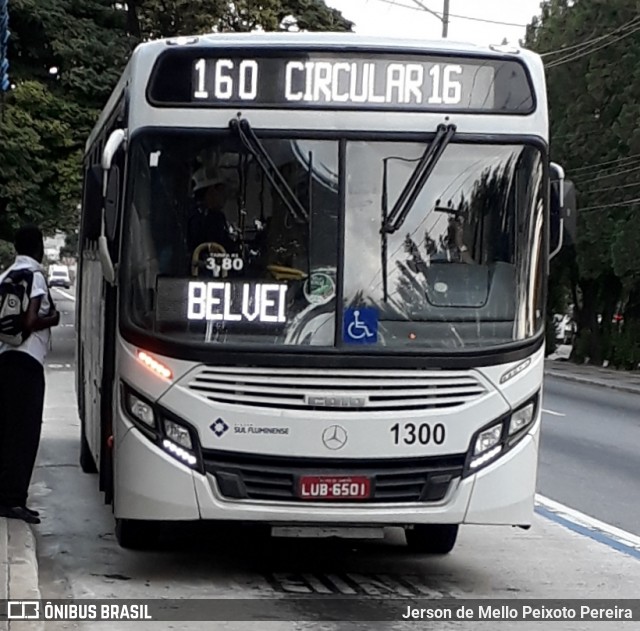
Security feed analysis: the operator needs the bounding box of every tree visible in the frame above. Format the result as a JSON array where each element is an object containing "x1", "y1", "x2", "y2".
[
  {"x1": 60, "y1": 230, "x2": 79, "y2": 260},
  {"x1": 128, "y1": 0, "x2": 352, "y2": 39},
  {"x1": 0, "y1": 0, "x2": 133, "y2": 240},
  {"x1": 0, "y1": 81, "x2": 84, "y2": 238},
  {"x1": 525, "y1": 0, "x2": 640, "y2": 368},
  {"x1": 0, "y1": 0, "x2": 351, "y2": 242},
  {"x1": 0, "y1": 239, "x2": 13, "y2": 269}
]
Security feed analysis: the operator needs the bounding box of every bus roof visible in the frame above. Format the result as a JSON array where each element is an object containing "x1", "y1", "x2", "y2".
[
  {"x1": 86, "y1": 32, "x2": 543, "y2": 153},
  {"x1": 139, "y1": 31, "x2": 536, "y2": 58}
]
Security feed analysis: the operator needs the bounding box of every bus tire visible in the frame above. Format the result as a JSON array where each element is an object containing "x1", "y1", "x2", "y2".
[
  {"x1": 405, "y1": 524, "x2": 458, "y2": 554},
  {"x1": 115, "y1": 518, "x2": 159, "y2": 550},
  {"x1": 80, "y1": 422, "x2": 98, "y2": 474}
]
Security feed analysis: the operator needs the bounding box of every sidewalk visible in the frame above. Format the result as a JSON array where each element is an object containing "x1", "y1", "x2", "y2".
[
  {"x1": 545, "y1": 356, "x2": 640, "y2": 395},
  {"x1": 0, "y1": 516, "x2": 42, "y2": 631}
]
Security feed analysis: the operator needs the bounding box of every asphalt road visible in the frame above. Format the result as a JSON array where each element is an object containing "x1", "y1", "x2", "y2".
[
  {"x1": 48, "y1": 285, "x2": 77, "y2": 369},
  {"x1": 539, "y1": 377, "x2": 640, "y2": 536}
]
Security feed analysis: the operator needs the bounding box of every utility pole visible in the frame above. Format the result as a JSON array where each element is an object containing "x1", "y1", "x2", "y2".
[
  {"x1": 409, "y1": 0, "x2": 451, "y2": 38},
  {"x1": 442, "y1": 0, "x2": 450, "y2": 38}
]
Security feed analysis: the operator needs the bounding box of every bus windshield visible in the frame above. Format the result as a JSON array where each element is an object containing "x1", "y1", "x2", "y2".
[
  {"x1": 345, "y1": 141, "x2": 545, "y2": 350},
  {"x1": 123, "y1": 131, "x2": 340, "y2": 347},
  {"x1": 122, "y1": 132, "x2": 545, "y2": 351}
]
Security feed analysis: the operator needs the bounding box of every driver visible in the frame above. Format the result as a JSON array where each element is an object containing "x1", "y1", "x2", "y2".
[{"x1": 187, "y1": 167, "x2": 236, "y2": 254}]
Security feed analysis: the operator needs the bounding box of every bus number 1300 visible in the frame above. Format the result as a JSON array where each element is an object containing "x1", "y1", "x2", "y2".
[{"x1": 391, "y1": 422, "x2": 446, "y2": 446}]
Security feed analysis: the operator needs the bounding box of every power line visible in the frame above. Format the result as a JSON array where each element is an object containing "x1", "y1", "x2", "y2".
[
  {"x1": 568, "y1": 157, "x2": 640, "y2": 181},
  {"x1": 546, "y1": 19, "x2": 640, "y2": 68},
  {"x1": 540, "y1": 16, "x2": 640, "y2": 57},
  {"x1": 568, "y1": 152, "x2": 640, "y2": 174},
  {"x1": 374, "y1": 0, "x2": 527, "y2": 28},
  {"x1": 582, "y1": 181, "x2": 640, "y2": 195},
  {"x1": 572, "y1": 163, "x2": 640, "y2": 184},
  {"x1": 544, "y1": 15, "x2": 640, "y2": 63},
  {"x1": 580, "y1": 197, "x2": 640, "y2": 213}
]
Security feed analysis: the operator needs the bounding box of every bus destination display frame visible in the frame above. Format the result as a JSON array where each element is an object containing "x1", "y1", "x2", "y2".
[{"x1": 147, "y1": 48, "x2": 536, "y2": 115}]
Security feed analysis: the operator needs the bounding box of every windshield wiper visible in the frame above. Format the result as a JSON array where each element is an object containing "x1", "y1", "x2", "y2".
[
  {"x1": 229, "y1": 117, "x2": 309, "y2": 224},
  {"x1": 382, "y1": 123, "x2": 456, "y2": 234}
]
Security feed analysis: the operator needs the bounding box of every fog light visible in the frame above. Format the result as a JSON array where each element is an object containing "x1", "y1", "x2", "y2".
[
  {"x1": 163, "y1": 419, "x2": 193, "y2": 449},
  {"x1": 474, "y1": 423, "x2": 502, "y2": 455},
  {"x1": 127, "y1": 393, "x2": 155, "y2": 428},
  {"x1": 162, "y1": 439, "x2": 197, "y2": 467},
  {"x1": 509, "y1": 402, "x2": 535, "y2": 435}
]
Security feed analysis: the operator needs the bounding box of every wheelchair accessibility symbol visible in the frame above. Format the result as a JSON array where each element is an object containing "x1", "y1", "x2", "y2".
[{"x1": 343, "y1": 307, "x2": 378, "y2": 344}]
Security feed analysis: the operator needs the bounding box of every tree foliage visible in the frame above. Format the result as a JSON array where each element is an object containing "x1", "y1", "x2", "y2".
[
  {"x1": 526, "y1": 0, "x2": 640, "y2": 368},
  {"x1": 0, "y1": 0, "x2": 351, "y2": 243},
  {"x1": 60, "y1": 230, "x2": 79, "y2": 259},
  {"x1": 129, "y1": 0, "x2": 351, "y2": 39}
]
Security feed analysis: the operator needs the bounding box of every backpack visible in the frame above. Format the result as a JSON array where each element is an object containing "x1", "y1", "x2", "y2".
[{"x1": 0, "y1": 269, "x2": 36, "y2": 346}]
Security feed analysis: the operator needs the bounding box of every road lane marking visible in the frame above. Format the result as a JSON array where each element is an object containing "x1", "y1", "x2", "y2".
[
  {"x1": 52, "y1": 288, "x2": 76, "y2": 301},
  {"x1": 542, "y1": 408, "x2": 565, "y2": 417},
  {"x1": 535, "y1": 494, "x2": 640, "y2": 560},
  {"x1": 266, "y1": 572, "x2": 444, "y2": 596}
]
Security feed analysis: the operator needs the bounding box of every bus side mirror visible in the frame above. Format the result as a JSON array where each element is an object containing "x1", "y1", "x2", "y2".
[
  {"x1": 104, "y1": 166, "x2": 120, "y2": 242},
  {"x1": 98, "y1": 129, "x2": 126, "y2": 285},
  {"x1": 562, "y1": 180, "x2": 577, "y2": 245},
  {"x1": 549, "y1": 162, "x2": 566, "y2": 260}
]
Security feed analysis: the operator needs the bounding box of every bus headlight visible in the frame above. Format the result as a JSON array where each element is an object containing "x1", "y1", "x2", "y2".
[
  {"x1": 509, "y1": 401, "x2": 535, "y2": 436},
  {"x1": 161, "y1": 417, "x2": 201, "y2": 470},
  {"x1": 464, "y1": 393, "x2": 539, "y2": 475},
  {"x1": 469, "y1": 422, "x2": 504, "y2": 470},
  {"x1": 163, "y1": 419, "x2": 193, "y2": 449},
  {"x1": 122, "y1": 385, "x2": 156, "y2": 432},
  {"x1": 473, "y1": 423, "x2": 502, "y2": 456},
  {"x1": 126, "y1": 393, "x2": 156, "y2": 428}
]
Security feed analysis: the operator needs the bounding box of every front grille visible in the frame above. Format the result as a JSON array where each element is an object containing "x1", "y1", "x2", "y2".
[
  {"x1": 202, "y1": 450, "x2": 465, "y2": 503},
  {"x1": 187, "y1": 366, "x2": 488, "y2": 411}
]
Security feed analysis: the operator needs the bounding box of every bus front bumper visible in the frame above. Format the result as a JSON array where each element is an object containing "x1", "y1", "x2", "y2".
[{"x1": 114, "y1": 424, "x2": 537, "y2": 527}]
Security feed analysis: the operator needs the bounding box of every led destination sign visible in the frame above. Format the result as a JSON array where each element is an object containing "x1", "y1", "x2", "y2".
[
  {"x1": 156, "y1": 278, "x2": 289, "y2": 327},
  {"x1": 148, "y1": 52, "x2": 534, "y2": 113},
  {"x1": 188, "y1": 281, "x2": 288, "y2": 323}
]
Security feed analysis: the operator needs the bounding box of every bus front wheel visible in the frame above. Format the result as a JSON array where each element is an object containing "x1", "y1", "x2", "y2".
[
  {"x1": 115, "y1": 518, "x2": 160, "y2": 550},
  {"x1": 404, "y1": 524, "x2": 458, "y2": 554}
]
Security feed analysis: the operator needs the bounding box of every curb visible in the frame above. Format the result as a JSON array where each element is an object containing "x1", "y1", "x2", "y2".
[
  {"x1": 1, "y1": 518, "x2": 43, "y2": 631},
  {"x1": 544, "y1": 369, "x2": 640, "y2": 395}
]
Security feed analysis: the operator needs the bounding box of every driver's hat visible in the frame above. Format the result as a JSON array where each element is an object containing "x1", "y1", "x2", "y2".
[{"x1": 191, "y1": 165, "x2": 226, "y2": 193}]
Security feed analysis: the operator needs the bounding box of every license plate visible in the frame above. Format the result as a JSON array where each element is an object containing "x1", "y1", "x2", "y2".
[{"x1": 297, "y1": 475, "x2": 371, "y2": 500}]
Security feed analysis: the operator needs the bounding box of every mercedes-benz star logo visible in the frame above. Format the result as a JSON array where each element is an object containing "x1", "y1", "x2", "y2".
[{"x1": 322, "y1": 425, "x2": 348, "y2": 450}]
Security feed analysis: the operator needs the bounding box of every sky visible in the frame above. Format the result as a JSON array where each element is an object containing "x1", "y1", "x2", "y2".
[{"x1": 324, "y1": 0, "x2": 543, "y2": 47}]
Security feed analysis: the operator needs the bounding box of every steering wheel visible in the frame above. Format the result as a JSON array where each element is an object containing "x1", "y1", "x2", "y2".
[
  {"x1": 267, "y1": 264, "x2": 307, "y2": 281},
  {"x1": 191, "y1": 242, "x2": 228, "y2": 277}
]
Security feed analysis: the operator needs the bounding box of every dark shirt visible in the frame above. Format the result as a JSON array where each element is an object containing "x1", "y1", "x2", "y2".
[{"x1": 187, "y1": 207, "x2": 234, "y2": 253}]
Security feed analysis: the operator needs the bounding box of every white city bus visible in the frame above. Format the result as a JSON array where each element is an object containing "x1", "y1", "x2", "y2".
[{"x1": 77, "y1": 33, "x2": 573, "y2": 550}]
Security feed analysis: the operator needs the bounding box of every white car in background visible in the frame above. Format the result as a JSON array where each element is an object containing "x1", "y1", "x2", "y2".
[{"x1": 48, "y1": 264, "x2": 71, "y2": 289}]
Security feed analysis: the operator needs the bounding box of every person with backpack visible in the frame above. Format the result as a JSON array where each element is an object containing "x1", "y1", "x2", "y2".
[{"x1": 0, "y1": 225, "x2": 60, "y2": 524}]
